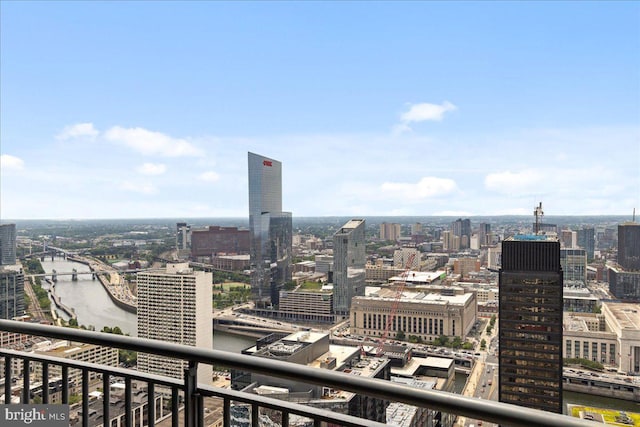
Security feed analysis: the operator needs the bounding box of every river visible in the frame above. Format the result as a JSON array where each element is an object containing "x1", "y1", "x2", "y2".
[{"x1": 39, "y1": 256, "x2": 138, "y2": 336}]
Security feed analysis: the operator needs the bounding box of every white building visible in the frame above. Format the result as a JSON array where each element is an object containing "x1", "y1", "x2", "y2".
[
  {"x1": 137, "y1": 263, "x2": 212, "y2": 385},
  {"x1": 393, "y1": 248, "x2": 421, "y2": 270}
]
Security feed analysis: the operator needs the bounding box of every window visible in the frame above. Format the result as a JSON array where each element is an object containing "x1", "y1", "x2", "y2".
[{"x1": 566, "y1": 341, "x2": 572, "y2": 357}]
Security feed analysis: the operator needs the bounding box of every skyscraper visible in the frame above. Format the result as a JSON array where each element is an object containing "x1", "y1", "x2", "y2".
[
  {"x1": 576, "y1": 227, "x2": 595, "y2": 261},
  {"x1": 0, "y1": 266, "x2": 25, "y2": 319},
  {"x1": 0, "y1": 224, "x2": 17, "y2": 266},
  {"x1": 451, "y1": 218, "x2": 471, "y2": 249},
  {"x1": 137, "y1": 263, "x2": 212, "y2": 384},
  {"x1": 333, "y1": 219, "x2": 365, "y2": 317},
  {"x1": 248, "y1": 152, "x2": 292, "y2": 307},
  {"x1": 499, "y1": 235, "x2": 563, "y2": 413},
  {"x1": 618, "y1": 222, "x2": 640, "y2": 271}
]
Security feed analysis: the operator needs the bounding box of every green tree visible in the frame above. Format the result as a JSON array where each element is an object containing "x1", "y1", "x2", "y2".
[
  {"x1": 395, "y1": 330, "x2": 406, "y2": 340},
  {"x1": 480, "y1": 339, "x2": 487, "y2": 350}
]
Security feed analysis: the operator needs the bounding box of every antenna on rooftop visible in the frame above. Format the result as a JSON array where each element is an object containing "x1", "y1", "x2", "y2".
[{"x1": 534, "y1": 202, "x2": 544, "y2": 234}]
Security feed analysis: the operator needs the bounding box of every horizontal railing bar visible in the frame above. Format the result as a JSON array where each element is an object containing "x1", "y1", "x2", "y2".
[
  {"x1": 0, "y1": 319, "x2": 594, "y2": 427},
  {"x1": 0, "y1": 348, "x2": 384, "y2": 427},
  {"x1": 0, "y1": 349, "x2": 183, "y2": 389}
]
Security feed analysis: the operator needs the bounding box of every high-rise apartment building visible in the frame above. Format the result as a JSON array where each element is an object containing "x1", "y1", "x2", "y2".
[
  {"x1": 248, "y1": 152, "x2": 292, "y2": 307},
  {"x1": 478, "y1": 223, "x2": 491, "y2": 247},
  {"x1": 393, "y1": 247, "x2": 420, "y2": 270},
  {"x1": 618, "y1": 222, "x2": 640, "y2": 271},
  {"x1": 137, "y1": 263, "x2": 212, "y2": 385},
  {"x1": 380, "y1": 222, "x2": 401, "y2": 241},
  {"x1": 451, "y1": 218, "x2": 471, "y2": 249},
  {"x1": 499, "y1": 235, "x2": 563, "y2": 413},
  {"x1": 0, "y1": 224, "x2": 17, "y2": 266},
  {"x1": 0, "y1": 265, "x2": 25, "y2": 320},
  {"x1": 576, "y1": 227, "x2": 595, "y2": 261},
  {"x1": 333, "y1": 219, "x2": 366, "y2": 317}
]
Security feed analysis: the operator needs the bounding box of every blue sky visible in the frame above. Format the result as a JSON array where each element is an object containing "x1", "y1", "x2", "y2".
[{"x1": 1, "y1": 1, "x2": 639, "y2": 219}]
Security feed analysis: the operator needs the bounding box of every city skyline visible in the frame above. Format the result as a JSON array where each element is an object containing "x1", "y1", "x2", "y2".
[{"x1": 1, "y1": 2, "x2": 639, "y2": 219}]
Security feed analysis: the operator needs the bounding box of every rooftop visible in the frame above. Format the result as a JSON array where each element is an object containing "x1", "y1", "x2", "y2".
[{"x1": 605, "y1": 302, "x2": 640, "y2": 329}]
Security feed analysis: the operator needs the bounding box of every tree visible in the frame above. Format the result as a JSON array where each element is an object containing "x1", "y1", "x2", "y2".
[
  {"x1": 395, "y1": 330, "x2": 406, "y2": 340},
  {"x1": 480, "y1": 339, "x2": 487, "y2": 350}
]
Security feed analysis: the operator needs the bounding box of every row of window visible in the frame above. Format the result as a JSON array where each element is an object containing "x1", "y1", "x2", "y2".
[
  {"x1": 565, "y1": 340, "x2": 616, "y2": 363},
  {"x1": 363, "y1": 313, "x2": 449, "y2": 335}
]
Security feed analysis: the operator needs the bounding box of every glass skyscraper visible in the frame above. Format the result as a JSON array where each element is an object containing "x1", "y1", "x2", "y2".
[
  {"x1": 332, "y1": 219, "x2": 365, "y2": 317},
  {"x1": 0, "y1": 224, "x2": 17, "y2": 266},
  {"x1": 248, "y1": 152, "x2": 292, "y2": 307}
]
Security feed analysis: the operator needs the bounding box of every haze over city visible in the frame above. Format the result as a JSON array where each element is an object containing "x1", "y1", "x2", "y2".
[{"x1": 1, "y1": 2, "x2": 639, "y2": 219}]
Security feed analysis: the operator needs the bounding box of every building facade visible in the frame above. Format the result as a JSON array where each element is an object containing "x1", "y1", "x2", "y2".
[
  {"x1": 0, "y1": 266, "x2": 25, "y2": 320},
  {"x1": 350, "y1": 288, "x2": 476, "y2": 341},
  {"x1": 0, "y1": 224, "x2": 17, "y2": 266},
  {"x1": 618, "y1": 223, "x2": 640, "y2": 271},
  {"x1": 248, "y1": 152, "x2": 292, "y2": 307},
  {"x1": 393, "y1": 247, "x2": 420, "y2": 270},
  {"x1": 136, "y1": 263, "x2": 212, "y2": 385},
  {"x1": 560, "y1": 248, "x2": 587, "y2": 285},
  {"x1": 563, "y1": 302, "x2": 640, "y2": 374},
  {"x1": 380, "y1": 223, "x2": 401, "y2": 241},
  {"x1": 608, "y1": 266, "x2": 640, "y2": 301},
  {"x1": 576, "y1": 227, "x2": 595, "y2": 261},
  {"x1": 190, "y1": 226, "x2": 250, "y2": 259},
  {"x1": 333, "y1": 219, "x2": 366, "y2": 316},
  {"x1": 451, "y1": 218, "x2": 471, "y2": 250},
  {"x1": 499, "y1": 236, "x2": 563, "y2": 414}
]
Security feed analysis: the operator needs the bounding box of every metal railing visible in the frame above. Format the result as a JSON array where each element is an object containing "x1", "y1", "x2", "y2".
[{"x1": 0, "y1": 320, "x2": 593, "y2": 427}]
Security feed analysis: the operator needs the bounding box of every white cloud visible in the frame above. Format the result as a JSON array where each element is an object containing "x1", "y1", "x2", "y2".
[
  {"x1": 401, "y1": 101, "x2": 457, "y2": 123},
  {"x1": 137, "y1": 163, "x2": 167, "y2": 175},
  {"x1": 0, "y1": 154, "x2": 25, "y2": 171},
  {"x1": 198, "y1": 171, "x2": 221, "y2": 182},
  {"x1": 56, "y1": 123, "x2": 99, "y2": 140},
  {"x1": 104, "y1": 126, "x2": 203, "y2": 157},
  {"x1": 380, "y1": 177, "x2": 458, "y2": 200},
  {"x1": 119, "y1": 181, "x2": 158, "y2": 194},
  {"x1": 484, "y1": 170, "x2": 543, "y2": 194}
]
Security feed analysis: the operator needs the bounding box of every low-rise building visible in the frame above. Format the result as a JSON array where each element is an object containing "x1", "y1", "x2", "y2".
[
  {"x1": 351, "y1": 287, "x2": 476, "y2": 342},
  {"x1": 563, "y1": 302, "x2": 640, "y2": 374},
  {"x1": 232, "y1": 331, "x2": 390, "y2": 424},
  {"x1": 278, "y1": 286, "x2": 334, "y2": 323}
]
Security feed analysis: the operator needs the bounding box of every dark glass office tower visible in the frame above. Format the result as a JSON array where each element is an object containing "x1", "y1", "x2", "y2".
[
  {"x1": 576, "y1": 227, "x2": 595, "y2": 262},
  {"x1": 618, "y1": 223, "x2": 640, "y2": 271},
  {"x1": 499, "y1": 236, "x2": 563, "y2": 413},
  {"x1": 248, "y1": 152, "x2": 292, "y2": 307}
]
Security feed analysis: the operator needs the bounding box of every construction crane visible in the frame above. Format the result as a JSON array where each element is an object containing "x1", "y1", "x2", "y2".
[{"x1": 375, "y1": 252, "x2": 417, "y2": 357}]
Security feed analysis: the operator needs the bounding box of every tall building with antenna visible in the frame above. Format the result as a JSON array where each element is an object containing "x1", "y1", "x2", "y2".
[{"x1": 499, "y1": 203, "x2": 563, "y2": 413}]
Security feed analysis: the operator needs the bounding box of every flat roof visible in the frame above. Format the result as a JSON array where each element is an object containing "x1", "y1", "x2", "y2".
[
  {"x1": 364, "y1": 288, "x2": 473, "y2": 306},
  {"x1": 391, "y1": 356, "x2": 453, "y2": 377},
  {"x1": 342, "y1": 219, "x2": 365, "y2": 229},
  {"x1": 388, "y1": 271, "x2": 445, "y2": 283},
  {"x1": 605, "y1": 303, "x2": 640, "y2": 329}
]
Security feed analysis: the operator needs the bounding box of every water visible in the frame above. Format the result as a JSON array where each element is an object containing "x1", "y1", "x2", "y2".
[
  {"x1": 563, "y1": 390, "x2": 640, "y2": 414},
  {"x1": 213, "y1": 330, "x2": 256, "y2": 353},
  {"x1": 39, "y1": 256, "x2": 138, "y2": 336}
]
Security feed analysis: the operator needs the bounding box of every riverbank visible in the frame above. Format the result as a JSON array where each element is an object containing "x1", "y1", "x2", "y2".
[{"x1": 69, "y1": 255, "x2": 136, "y2": 314}]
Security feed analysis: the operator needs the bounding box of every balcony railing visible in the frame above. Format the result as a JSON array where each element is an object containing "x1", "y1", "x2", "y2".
[{"x1": 0, "y1": 319, "x2": 593, "y2": 427}]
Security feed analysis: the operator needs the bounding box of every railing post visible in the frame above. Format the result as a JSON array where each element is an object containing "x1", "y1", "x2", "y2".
[
  {"x1": 82, "y1": 368, "x2": 89, "y2": 427},
  {"x1": 4, "y1": 356, "x2": 11, "y2": 404},
  {"x1": 22, "y1": 359, "x2": 30, "y2": 404},
  {"x1": 42, "y1": 362, "x2": 49, "y2": 404},
  {"x1": 103, "y1": 374, "x2": 110, "y2": 427},
  {"x1": 184, "y1": 361, "x2": 198, "y2": 427}
]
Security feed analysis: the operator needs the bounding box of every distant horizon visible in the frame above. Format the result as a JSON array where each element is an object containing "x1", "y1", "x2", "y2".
[{"x1": 2, "y1": 213, "x2": 636, "y2": 223}]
